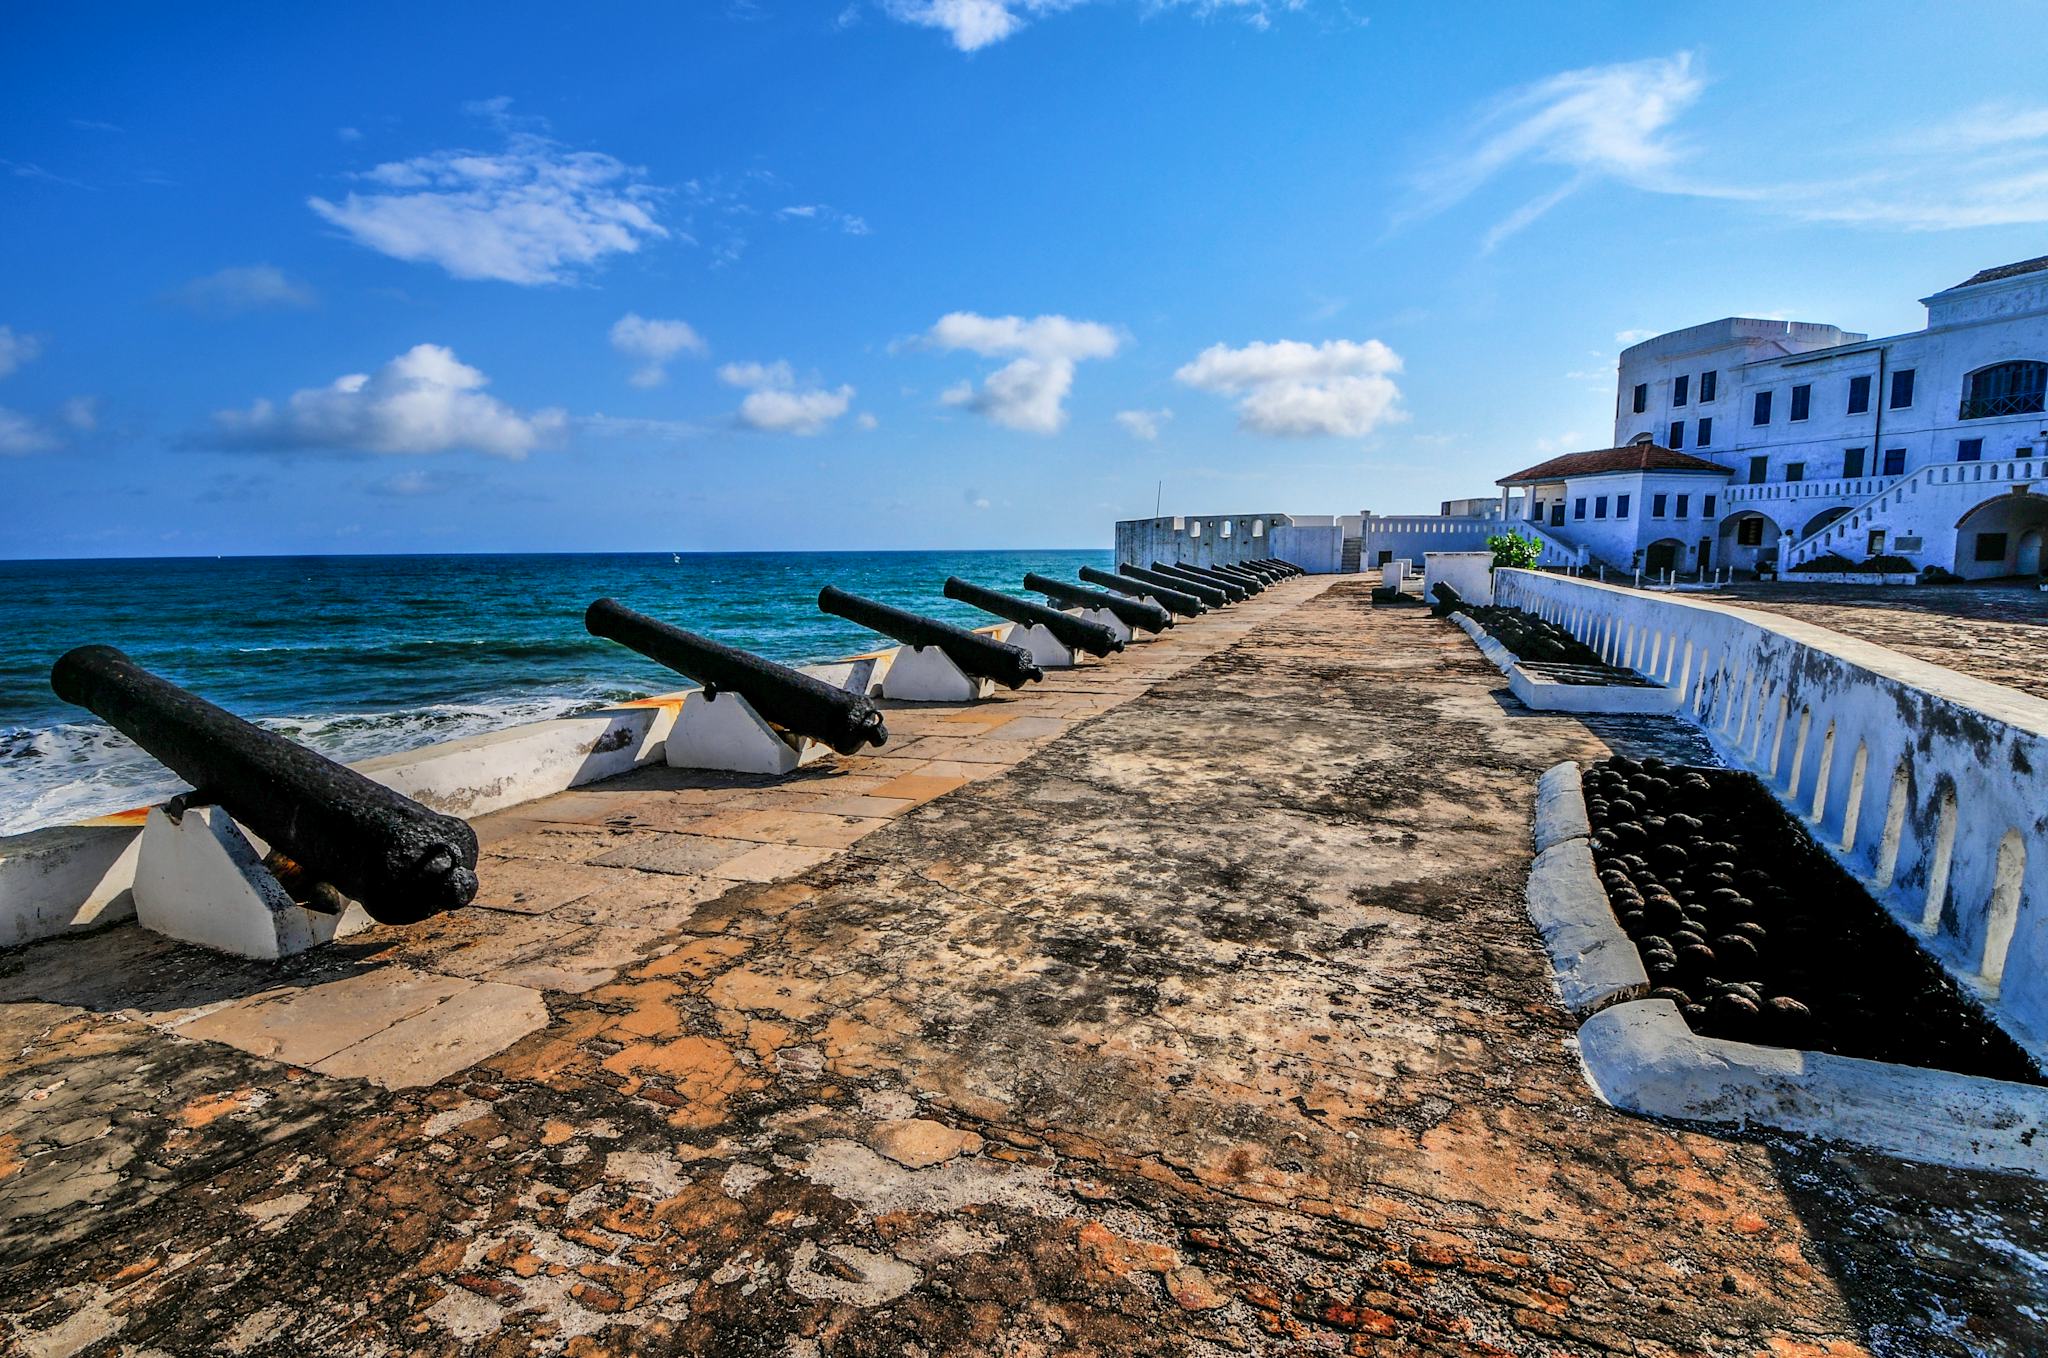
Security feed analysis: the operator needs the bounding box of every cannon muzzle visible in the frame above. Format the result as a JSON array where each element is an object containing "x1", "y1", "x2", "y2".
[
  {"x1": 1023, "y1": 573, "x2": 1172, "y2": 634},
  {"x1": 1078, "y1": 565, "x2": 1206, "y2": 618},
  {"x1": 50, "y1": 645, "x2": 478, "y2": 925},
  {"x1": 941, "y1": 578, "x2": 1124, "y2": 657},
  {"x1": 585, "y1": 598, "x2": 887, "y2": 755},
  {"x1": 818, "y1": 586, "x2": 1042, "y2": 688},
  {"x1": 1202, "y1": 562, "x2": 1268, "y2": 592}
]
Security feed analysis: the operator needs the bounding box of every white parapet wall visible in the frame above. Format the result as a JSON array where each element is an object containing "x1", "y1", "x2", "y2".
[
  {"x1": 1422, "y1": 551, "x2": 1495, "y2": 606},
  {"x1": 1493, "y1": 567, "x2": 2048, "y2": 1061}
]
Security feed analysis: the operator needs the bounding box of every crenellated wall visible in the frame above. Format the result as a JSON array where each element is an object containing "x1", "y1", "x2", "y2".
[{"x1": 1493, "y1": 568, "x2": 2048, "y2": 1060}]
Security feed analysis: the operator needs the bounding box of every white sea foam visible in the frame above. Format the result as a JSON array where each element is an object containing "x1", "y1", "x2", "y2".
[{"x1": 0, "y1": 690, "x2": 638, "y2": 837}]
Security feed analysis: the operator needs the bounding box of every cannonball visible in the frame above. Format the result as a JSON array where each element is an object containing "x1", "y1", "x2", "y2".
[
  {"x1": 1766, "y1": 996, "x2": 1811, "y2": 1021},
  {"x1": 1679, "y1": 944, "x2": 1718, "y2": 969},
  {"x1": 1650, "y1": 987, "x2": 1693, "y2": 1006},
  {"x1": 1714, "y1": 934, "x2": 1760, "y2": 963},
  {"x1": 1709, "y1": 991, "x2": 1760, "y2": 1021}
]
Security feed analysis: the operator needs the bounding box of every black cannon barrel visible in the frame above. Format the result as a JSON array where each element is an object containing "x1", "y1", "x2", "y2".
[
  {"x1": 1081, "y1": 565, "x2": 1207, "y2": 617},
  {"x1": 1184, "y1": 561, "x2": 1265, "y2": 594},
  {"x1": 818, "y1": 586, "x2": 1043, "y2": 688},
  {"x1": 1252, "y1": 557, "x2": 1300, "y2": 577},
  {"x1": 1023, "y1": 573, "x2": 1173, "y2": 634},
  {"x1": 1214, "y1": 561, "x2": 1273, "y2": 588},
  {"x1": 941, "y1": 577, "x2": 1124, "y2": 658},
  {"x1": 1150, "y1": 561, "x2": 1244, "y2": 603},
  {"x1": 49, "y1": 645, "x2": 478, "y2": 926},
  {"x1": 585, "y1": 598, "x2": 887, "y2": 755}
]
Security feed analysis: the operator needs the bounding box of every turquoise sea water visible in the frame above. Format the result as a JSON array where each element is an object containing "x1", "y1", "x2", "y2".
[{"x1": 0, "y1": 550, "x2": 1111, "y2": 834}]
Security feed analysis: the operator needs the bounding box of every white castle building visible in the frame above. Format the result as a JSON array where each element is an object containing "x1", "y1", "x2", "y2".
[{"x1": 1494, "y1": 255, "x2": 2048, "y2": 579}]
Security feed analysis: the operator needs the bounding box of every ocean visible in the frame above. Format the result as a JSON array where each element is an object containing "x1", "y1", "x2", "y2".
[{"x1": 0, "y1": 550, "x2": 1113, "y2": 836}]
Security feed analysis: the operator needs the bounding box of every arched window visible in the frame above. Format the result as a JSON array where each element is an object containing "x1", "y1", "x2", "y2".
[{"x1": 1960, "y1": 361, "x2": 2047, "y2": 420}]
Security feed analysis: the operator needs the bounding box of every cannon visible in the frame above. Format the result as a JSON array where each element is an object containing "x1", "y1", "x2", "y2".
[
  {"x1": 1430, "y1": 581, "x2": 1468, "y2": 616},
  {"x1": 942, "y1": 577, "x2": 1124, "y2": 659},
  {"x1": 585, "y1": 598, "x2": 888, "y2": 755},
  {"x1": 1077, "y1": 565, "x2": 1206, "y2": 619},
  {"x1": 1149, "y1": 561, "x2": 1244, "y2": 603},
  {"x1": 1179, "y1": 561, "x2": 1264, "y2": 594},
  {"x1": 49, "y1": 644, "x2": 478, "y2": 926},
  {"x1": 1023, "y1": 573, "x2": 1172, "y2": 635},
  {"x1": 1254, "y1": 558, "x2": 1302, "y2": 577},
  {"x1": 1213, "y1": 562, "x2": 1272, "y2": 589},
  {"x1": 1121, "y1": 563, "x2": 1229, "y2": 608},
  {"x1": 1238, "y1": 560, "x2": 1285, "y2": 582},
  {"x1": 819, "y1": 586, "x2": 1042, "y2": 690}
]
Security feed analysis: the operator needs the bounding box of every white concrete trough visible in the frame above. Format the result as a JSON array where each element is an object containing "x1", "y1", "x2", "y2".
[
  {"x1": 1450, "y1": 611, "x2": 1673, "y2": 715},
  {"x1": 1526, "y1": 759, "x2": 2048, "y2": 1175}
]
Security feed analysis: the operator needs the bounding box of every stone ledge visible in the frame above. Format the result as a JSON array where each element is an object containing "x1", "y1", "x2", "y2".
[
  {"x1": 1524, "y1": 835, "x2": 1649, "y2": 1017},
  {"x1": 1532, "y1": 760, "x2": 1589, "y2": 853},
  {"x1": 1577, "y1": 998, "x2": 2048, "y2": 1177}
]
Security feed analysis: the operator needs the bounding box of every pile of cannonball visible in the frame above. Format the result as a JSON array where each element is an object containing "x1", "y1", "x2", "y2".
[{"x1": 1467, "y1": 605, "x2": 1604, "y2": 667}]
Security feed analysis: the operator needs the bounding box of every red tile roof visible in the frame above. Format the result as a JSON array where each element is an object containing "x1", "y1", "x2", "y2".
[
  {"x1": 1498, "y1": 444, "x2": 1730, "y2": 485},
  {"x1": 1954, "y1": 255, "x2": 2048, "y2": 289}
]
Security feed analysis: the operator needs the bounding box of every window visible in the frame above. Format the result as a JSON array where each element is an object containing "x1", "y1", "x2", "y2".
[
  {"x1": 1550, "y1": 503, "x2": 1564, "y2": 527},
  {"x1": 1847, "y1": 374, "x2": 1871, "y2": 415},
  {"x1": 1675, "y1": 494, "x2": 1690, "y2": 518},
  {"x1": 1697, "y1": 417, "x2": 1712, "y2": 446},
  {"x1": 1703, "y1": 495, "x2": 1717, "y2": 518},
  {"x1": 1976, "y1": 533, "x2": 2010, "y2": 563},
  {"x1": 1737, "y1": 517, "x2": 1765, "y2": 547},
  {"x1": 1574, "y1": 497, "x2": 1587, "y2": 520},
  {"x1": 1699, "y1": 370, "x2": 1717, "y2": 402},
  {"x1": 1960, "y1": 361, "x2": 2047, "y2": 420},
  {"x1": 1632, "y1": 383, "x2": 1647, "y2": 414},
  {"x1": 1652, "y1": 493, "x2": 1668, "y2": 518},
  {"x1": 1890, "y1": 368, "x2": 1915, "y2": 409},
  {"x1": 1668, "y1": 420, "x2": 1684, "y2": 449},
  {"x1": 1616, "y1": 494, "x2": 1631, "y2": 518},
  {"x1": 1595, "y1": 495, "x2": 1609, "y2": 519},
  {"x1": 1883, "y1": 447, "x2": 1906, "y2": 475},
  {"x1": 1959, "y1": 437, "x2": 1984, "y2": 462},
  {"x1": 1753, "y1": 390, "x2": 1773, "y2": 425},
  {"x1": 1843, "y1": 447, "x2": 1865, "y2": 478},
  {"x1": 1789, "y1": 384, "x2": 1811, "y2": 421},
  {"x1": 1672, "y1": 374, "x2": 1689, "y2": 406},
  {"x1": 1786, "y1": 462, "x2": 1805, "y2": 483},
  {"x1": 1748, "y1": 456, "x2": 1769, "y2": 484}
]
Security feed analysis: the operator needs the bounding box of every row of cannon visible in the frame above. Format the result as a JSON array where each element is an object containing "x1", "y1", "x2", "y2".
[{"x1": 47, "y1": 556, "x2": 1301, "y2": 930}]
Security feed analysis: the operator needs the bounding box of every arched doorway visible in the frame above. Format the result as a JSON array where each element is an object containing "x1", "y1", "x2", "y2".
[
  {"x1": 1644, "y1": 538, "x2": 1685, "y2": 575},
  {"x1": 1717, "y1": 511, "x2": 1779, "y2": 574},
  {"x1": 1954, "y1": 491, "x2": 2048, "y2": 579}
]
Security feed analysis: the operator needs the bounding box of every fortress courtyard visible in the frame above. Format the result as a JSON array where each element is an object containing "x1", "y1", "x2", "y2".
[{"x1": 4, "y1": 575, "x2": 2046, "y2": 1358}]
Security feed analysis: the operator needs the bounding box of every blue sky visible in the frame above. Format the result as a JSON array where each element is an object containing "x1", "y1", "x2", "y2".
[{"x1": 5, "y1": 1, "x2": 2048, "y2": 557}]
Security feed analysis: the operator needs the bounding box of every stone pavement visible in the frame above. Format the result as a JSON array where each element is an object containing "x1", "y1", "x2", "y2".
[
  {"x1": 2, "y1": 577, "x2": 2046, "y2": 1356},
  {"x1": 1709, "y1": 580, "x2": 2048, "y2": 702}
]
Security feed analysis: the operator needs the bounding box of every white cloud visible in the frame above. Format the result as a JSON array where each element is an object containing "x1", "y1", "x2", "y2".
[
  {"x1": 207, "y1": 343, "x2": 566, "y2": 458},
  {"x1": 338, "y1": 126, "x2": 363, "y2": 142},
  {"x1": 1615, "y1": 328, "x2": 1656, "y2": 346},
  {"x1": 0, "y1": 407, "x2": 57, "y2": 455},
  {"x1": 0, "y1": 326, "x2": 42, "y2": 379},
  {"x1": 1174, "y1": 338, "x2": 1404, "y2": 437},
  {"x1": 856, "y1": 411, "x2": 880, "y2": 430},
  {"x1": 59, "y1": 396, "x2": 98, "y2": 430},
  {"x1": 1115, "y1": 407, "x2": 1172, "y2": 440},
  {"x1": 168, "y1": 264, "x2": 317, "y2": 315},
  {"x1": 609, "y1": 313, "x2": 707, "y2": 387},
  {"x1": 1410, "y1": 53, "x2": 1703, "y2": 249},
  {"x1": 718, "y1": 360, "x2": 854, "y2": 435},
  {"x1": 923, "y1": 311, "x2": 1121, "y2": 434},
  {"x1": 881, "y1": 0, "x2": 1302, "y2": 50},
  {"x1": 309, "y1": 131, "x2": 666, "y2": 285}
]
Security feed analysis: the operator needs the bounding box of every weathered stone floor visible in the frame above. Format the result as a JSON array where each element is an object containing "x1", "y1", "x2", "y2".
[
  {"x1": 3, "y1": 577, "x2": 2046, "y2": 1356},
  {"x1": 1710, "y1": 580, "x2": 2048, "y2": 702}
]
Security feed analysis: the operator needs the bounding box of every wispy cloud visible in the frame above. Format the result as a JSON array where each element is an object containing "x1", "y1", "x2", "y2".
[
  {"x1": 309, "y1": 105, "x2": 667, "y2": 285},
  {"x1": 610, "y1": 313, "x2": 708, "y2": 387},
  {"x1": 166, "y1": 264, "x2": 318, "y2": 315},
  {"x1": 0, "y1": 407, "x2": 60, "y2": 455},
  {"x1": 924, "y1": 311, "x2": 1121, "y2": 433},
  {"x1": 1115, "y1": 407, "x2": 1172, "y2": 440},
  {"x1": 719, "y1": 360, "x2": 855, "y2": 435},
  {"x1": 1419, "y1": 58, "x2": 2048, "y2": 246},
  {"x1": 0, "y1": 326, "x2": 43, "y2": 379},
  {"x1": 1174, "y1": 338, "x2": 1404, "y2": 437},
  {"x1": 205, "y1": 344, "x2": 567, "y2": 457},
  {"x1": 879, "y1": 0, "x2": 1304, "y2": 51},
  {"x1": 1408, "y1": 53, "x2": 1703, "y2": 251}
]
